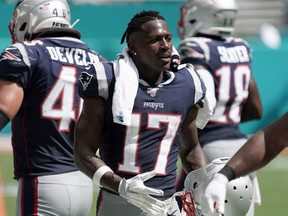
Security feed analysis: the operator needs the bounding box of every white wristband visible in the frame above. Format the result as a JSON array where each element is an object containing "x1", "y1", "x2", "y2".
[{"x1": 93, "y1": 166, "x2": 114, "y2": 187}]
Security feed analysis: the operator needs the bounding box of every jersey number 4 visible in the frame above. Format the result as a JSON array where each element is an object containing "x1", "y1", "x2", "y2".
[{"x1": 41, "y1": 66, "x2": 83, "y2": 132}]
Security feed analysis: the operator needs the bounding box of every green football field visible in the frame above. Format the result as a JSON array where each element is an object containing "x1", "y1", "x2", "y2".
[{"x1": 1, "y1": 152, "x2": 288, "y2": 216}]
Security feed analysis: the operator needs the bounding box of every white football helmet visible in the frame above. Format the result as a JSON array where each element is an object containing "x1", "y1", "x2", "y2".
[
  {"x1": 178, "y1": 0, "x2": 238, "y2": 39},
  {"x1": 182, "y1": 157, "x2": 253, "y2": 216},
  {"x1": 8, "y1": 0, "x2": 72, "y2": 43}
]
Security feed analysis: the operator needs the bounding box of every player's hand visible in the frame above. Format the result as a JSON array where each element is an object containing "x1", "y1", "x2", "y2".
[
  {"x1": 118, "y1": 170, "x2": 166, "y2": 215},
  {"x1": 201, "y1": 173, "x2": 228, "y2": 215}
]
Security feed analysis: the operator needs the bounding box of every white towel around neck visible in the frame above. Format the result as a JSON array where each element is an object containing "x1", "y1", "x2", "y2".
[{"x1": 112, "y1": 46, "x2": 139, "y2": 125}]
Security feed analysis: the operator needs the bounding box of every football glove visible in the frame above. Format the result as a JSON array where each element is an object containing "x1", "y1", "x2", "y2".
[
  {"x1": 118, "y1": 170, "x2": 166, "y2": 215},
  {"x1": 201, "y1": 173, "x2": 228, "y2": 215}
]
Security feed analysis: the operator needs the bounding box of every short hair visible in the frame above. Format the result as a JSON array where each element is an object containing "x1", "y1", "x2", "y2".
[{"x1": 120, "y1": 10, "x2": 166, "y2": 44}]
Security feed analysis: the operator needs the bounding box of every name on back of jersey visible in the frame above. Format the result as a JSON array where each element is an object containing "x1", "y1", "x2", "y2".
[
  {"x1": 218, "y1": 45, "x2": 250, "y2": 63},
  {"x1": 46, "y1": 46, "x2": 100, "y2": 66}
]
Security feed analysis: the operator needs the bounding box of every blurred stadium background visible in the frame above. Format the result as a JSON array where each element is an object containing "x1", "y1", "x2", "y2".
[{"x1": 0, "y1": 0, "x2": 288, "y2": 215}]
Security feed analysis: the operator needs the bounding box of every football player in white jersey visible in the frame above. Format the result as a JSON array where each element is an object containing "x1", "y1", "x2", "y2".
[{"x1": 175, "y1": 0, "x2": 263, "y2": 215}]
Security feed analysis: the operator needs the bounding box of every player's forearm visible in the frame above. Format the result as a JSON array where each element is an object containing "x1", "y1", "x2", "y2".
[
  {"x1": 99, "y1": 170, "x2": 122, "y2": 193},
  {"x1": 226, "y1": 131, "x2": 265, "y2": 178},
  {"x1": 74, "y1": 114, "x2": 101, "y2": 177},
  {"x1": 73, "y1": 142, "x2": 100, "y2": 178},
  {"x1": 232, "y1": 113, "x2": 288, "y2": 178},
  {"x1": 0, "y1": 80, "x2": 24, "y2": 125},
  {"x1": 225, "y1": 127, "x2": 286, "y2": 179},
  {"x1": 182, "y1": 143, "x2": 208, "y2": 173},
  {"x1": 74, "y1": 144, "x2": 122, "y2": 193}
]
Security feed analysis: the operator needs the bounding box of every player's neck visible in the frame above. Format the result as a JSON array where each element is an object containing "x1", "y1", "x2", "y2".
[{"x1": 139, "y1": 72, "x2": 163, "y2": 86}]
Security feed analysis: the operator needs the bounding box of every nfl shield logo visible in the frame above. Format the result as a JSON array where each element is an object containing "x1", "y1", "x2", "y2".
[{"x1": 147, "y1": 88, "x2": 159, "y2": 97}]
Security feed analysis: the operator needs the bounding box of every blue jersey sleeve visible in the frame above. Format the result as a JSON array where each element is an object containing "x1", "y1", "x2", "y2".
[
  {"x1": 0, "y1": 43, "x2": 36, "y2": 88},
  {"x1": 78, "y1": 61, "x2": 115, "y2": 100}
]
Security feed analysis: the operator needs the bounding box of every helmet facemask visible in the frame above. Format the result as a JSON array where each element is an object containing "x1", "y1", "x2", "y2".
[{"x1": 182, "y1": 157, "x2": 253, "y2": 216}]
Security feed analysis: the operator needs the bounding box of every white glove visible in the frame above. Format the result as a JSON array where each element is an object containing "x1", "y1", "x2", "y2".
[
  {"x1": 201, "y1": 173, "x2": 228, "y2": 215},
  {"x1": 118, "y1": 170, "x2": 166, "y2": 215}
]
